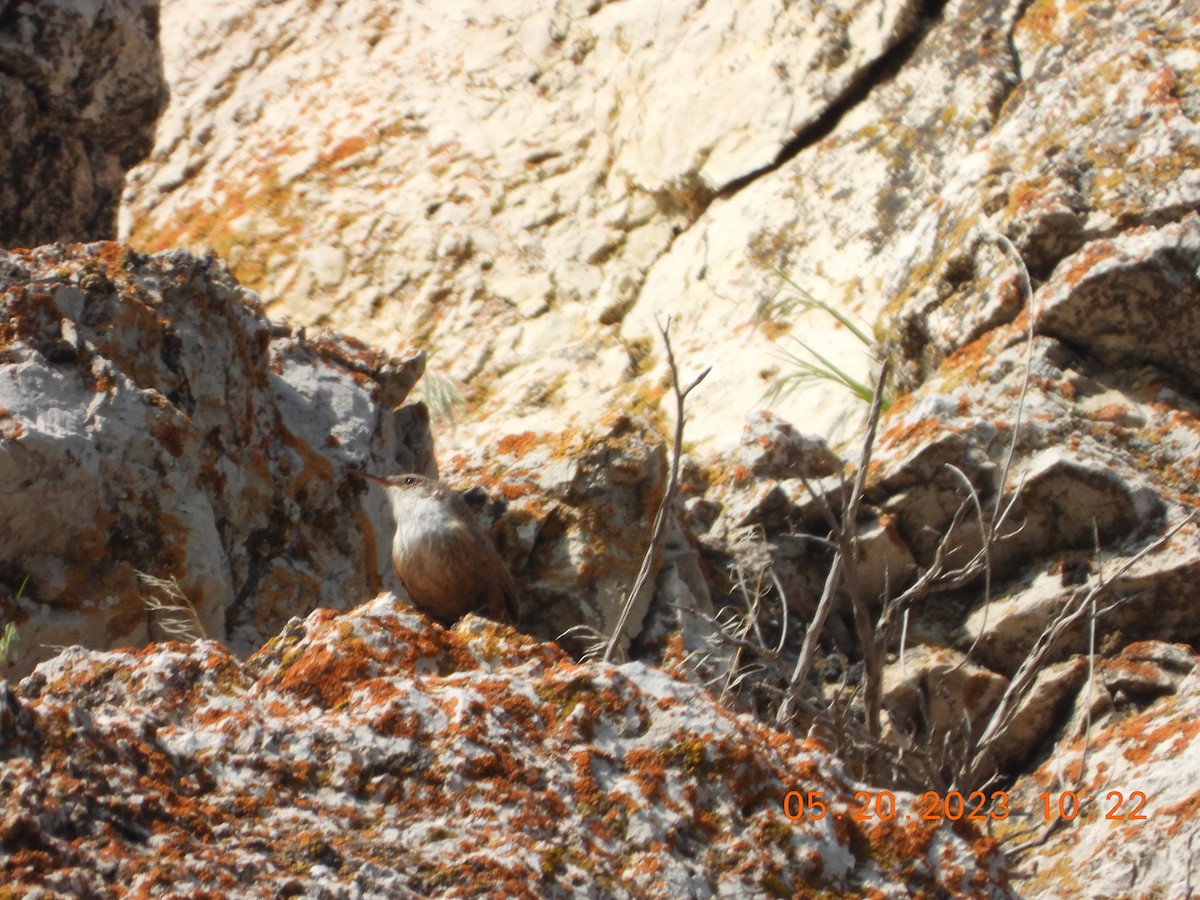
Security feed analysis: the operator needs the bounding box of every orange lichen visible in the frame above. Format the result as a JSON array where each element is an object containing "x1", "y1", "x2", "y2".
[
  {"x1": 150, "y1": 415, "x2": 189, "y2": 459},
  {"x1": 1116, "y1": 716, "x2": 1200, "y2": 767},
  {"x1": 1017, "y1": 0, "x2": 1058, "y2": 42},
  {"x1": 1057, "y1": 241, "x2": 1119, "y2": 286},
  {"x1": 317, "y1": 134, "x2": 371, "y2": 168}
]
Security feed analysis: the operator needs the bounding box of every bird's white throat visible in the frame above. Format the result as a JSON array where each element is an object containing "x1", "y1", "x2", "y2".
[{"x1": 388, "y1": 489, "x2": 466, "y2": 547}]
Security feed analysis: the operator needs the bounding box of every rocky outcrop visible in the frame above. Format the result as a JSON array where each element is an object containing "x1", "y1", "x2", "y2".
[
  {"x1": 0, "y1": 243, "x2": 431, "y2": 677},
  {"x1": 0, "y1": 240, "x2": 1011, "y2": 892},
  {"x1": 0, "y1": 0, "x2": 166, "y2": 247},
  {"x1": 118, "y1": 0, "x2": 1200, "y2": 465},
  {"x1": 685, "y1": 247, "x2": 1200, "y2": 892},
  {"x1": 0, "y1": 597, "x2": 1014, "y2": 898},
  {"x1": 674, "y1": 0, "x2": 1200, "y2": 890},
  {"x1": 438, "y1": 413, "x2": 713, "y2": 660},
  {"x1": 0, "y1": 241, "x2": 711, "y2": 679},
  {"x1": 119, "y1": 0, "x2": 1009, "y2": 453},
  {"x1": 996, "y1": 647, "x2": 1200, "y2": 897},
  {"x1": 882, "y1": 10, "x2": 1200, "y2": 384}
]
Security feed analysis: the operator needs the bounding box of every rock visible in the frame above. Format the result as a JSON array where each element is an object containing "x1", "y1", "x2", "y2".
[
  {"x1": 0, "y1": 0, "x2": 166, "y2": 246},
  {"x1": 0, "y1": 597, "x2": 1015, "y2": 897},
  {"x1": 678, "y1": 432, "x2": 854, "y2": 657},
  {"x1": 870, "y1": 394, "x2": 1001, "y2": 568},
  {"x1": 8, "y1": 0, "x2": 1200, "y2": 890},
  {"x1": 964, "y1": 511, "x2": 1200, "y2": 676},
  {"x1": 729, "y1": 412, "x2": 842, "y2": 482},
  {"x1": 882, "y1": 646, "x2": 1008, "y2": 765},
  {"x1": 0, "y1": 243, "x2": 432, "y2": 677},
  {"x1": 711, "y1": 478, "x2": 797, "y2": 534},
  {"x1": 881, "y1": 1, "x2": 1200, "y2": 389},
  {"x1": 963, "y1": 569, "x2": 1076, "y2": 676},
  {"x1": 1038, "y1": 216, "x2": 1200, "y2": 386},
  {"x1": 992, "y1": 448, "x2": 1163, "y2": 570},
  {"x1": 118, "y1": 0, "x2": 1025, "y2": 457},
  {"x1": 438, "y1": 413, "x2": 714, "y2": 661},
  {"x1": 997, "y1": 667, "x2": 1200, "y2": 898},
  {"x1": 987, "y1": 655, "x2": 1088, "y2": 773},
  {"x1": 0, "y1": 242, "x2": 717, "y2": 675},
  {"x1": 1098, "y1": 640, "x2": 1199, "y2": 703},
  {"x1": 850, "y1": 514, "x2": 918, "y2": 610},
  {"x1": 882, "y1": 645, "x2": 1099, "y2": 780}
]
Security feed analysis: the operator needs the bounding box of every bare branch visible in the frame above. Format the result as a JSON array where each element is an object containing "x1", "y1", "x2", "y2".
[
  {"x1": 776, "y1": 361, "x2": 889, "y2": 726},
  {"x1": 964, "y1": 514, "x2": 1193, "y2": 788},
  {"x1": 603, "y1": 318, "x2": 709, "y2": 663},
  {"x1": 979, "y1": 230, "x2": 1036, "y2": 538}
]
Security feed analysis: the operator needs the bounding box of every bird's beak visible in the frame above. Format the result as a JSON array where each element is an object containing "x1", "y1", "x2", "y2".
[{"x1": 347, "y1": 470, "x2": 388, "y2": 486}]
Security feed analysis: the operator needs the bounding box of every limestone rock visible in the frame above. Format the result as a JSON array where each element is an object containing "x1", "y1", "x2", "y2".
[
  {"x1": 997, "y1": 667, "x2": 1200, "y2": 898},
  {"x1": 987, "y1": 655, "x2": 1088, "y2": 773},
  {"x1": 0, "y1": 597, "x2": 1015, "y2": 897},
  {"x1": 962, "y1": 502, "x2": 1200, "y2": 678},
  {"x1": 1037, "y1": 215, "x2": 1200, "y2": 386},
  {"x1": 0, "y1": 241, "x2": 717, "y2": 676},
  {"x1": 677, "y1": 418, "x2": 853, "y2": 644},
  {"x1": 991, "y1": 448, "x2": 1163, "y2": 570},
  {"x1": 119, "y1": 0, "x2": 1025, "y2": 457},
  {"x1": 16, "y1": 0, "x2": 1200, "y2": 890},
  {"x1": 849, "y1": 514, "x2": 918, "y2": 610},
  {"x1": 0, "y1": 243, "x2": 432, "y2": 677},
  {"x1": 1098, "y1": 640, "x2": 1199, "y2": 703},
  {"x1": 882, "y1": 0, "x2": 1200, "y2": 389},
  {"x1": 665, "y1": 30, "x2": 1200, "y2": 852},
  {"x1": 963, "y1": 569, "x2": 1076, "y2": 676},
  {"x1": 681, "y1": 416, "x2": 840, "y2": 545},
  {"x1": 882, "y1": 646, "x2": 1007, "y2": 764},
  {"x1": 0, "y1": 0, "x2": 166, "y2": 246},
  {"x1": 727, "y1": 411, "x2": 842, "y2": 482},
  {"x1": 436, "y1": 414, "x2": 713, "y2": 661}
]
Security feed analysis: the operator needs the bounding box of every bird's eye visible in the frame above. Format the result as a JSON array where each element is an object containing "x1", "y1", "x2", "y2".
[{"x1": 403, "y1": 475, "x2": 419, "y2": 486}]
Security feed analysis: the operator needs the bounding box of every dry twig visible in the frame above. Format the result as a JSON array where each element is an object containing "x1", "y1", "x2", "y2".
[
  {"x1": 602, "y1": 318, "x2": 710, "y2": 664},
  {"x1": 776, "y1": 361, "x2": 889, "y2": 726}
]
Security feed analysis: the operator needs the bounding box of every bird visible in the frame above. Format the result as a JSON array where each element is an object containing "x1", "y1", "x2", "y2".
[{"x1": 350, "y1": 471, "x2": 520, "y2": 626}]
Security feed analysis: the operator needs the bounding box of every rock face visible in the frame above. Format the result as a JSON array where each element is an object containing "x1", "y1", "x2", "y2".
[
  {"x1": 672, "y1": 0, "x2": 1200, "y2": 891},
  {"x1": 118, "y1": 0, "x2": 991, "y2": 452},
  {"x1": 0, "y1": 241, "x2": 701, "y2": 681},
  {"x1": 996, "y1": 649, "x2": 1200, "y2": 897},
  {"x1": 0, "y1": 597, "x2": 1014, "y2": 898},
  {"x1": 438, "y1": 413, "x2": 714, "y2": 660},
  {"x1": 881, "y1": 2, "x2": 1200, "y2": 390},
  {"x1": 0, "y1": 0, "x2": 167, "y2": 247},
  {"x1": 117, "y1": 0, "x2": 1200, "y2": 461},
  {"x1": 0, "y1": 243, "x2": 432, "y2": 677}
]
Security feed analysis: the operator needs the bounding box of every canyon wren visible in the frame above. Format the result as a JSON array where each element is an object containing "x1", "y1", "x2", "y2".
[{"x1": 352, "y1": 471, "x2": 520, "y2": 626}]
